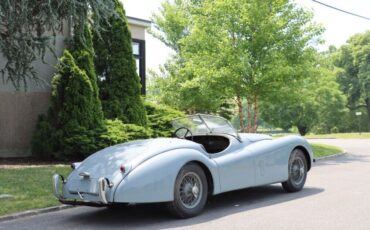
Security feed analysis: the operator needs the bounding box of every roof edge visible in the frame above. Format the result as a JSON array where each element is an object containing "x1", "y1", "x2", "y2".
[{"x1": 127, "y1": 16, "x2": 151, "y2": 27}]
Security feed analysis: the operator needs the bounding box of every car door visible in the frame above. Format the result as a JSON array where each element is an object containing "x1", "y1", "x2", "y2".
[
  {"x1": 249, "y1": 141, "x2": 290, "y2": 186},
  {"x1": 211, "y1": 138, "x2": 256, "y2": 193}
]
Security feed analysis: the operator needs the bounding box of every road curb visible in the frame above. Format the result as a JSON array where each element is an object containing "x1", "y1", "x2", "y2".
[
  {"x1": 314, "y1": 151, "x2": 347, "y2": 161},
  {"x1": 0, "y1": 204, "x2": 74, "y2": 222}
]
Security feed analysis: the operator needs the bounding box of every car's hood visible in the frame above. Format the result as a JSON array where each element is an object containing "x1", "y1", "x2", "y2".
[
  {"x1": 70, "y1": 138, "x2": 204, "y2": 180},
  {"x1": 238, "y1": 133, "x2": 272, "y2": 143}
]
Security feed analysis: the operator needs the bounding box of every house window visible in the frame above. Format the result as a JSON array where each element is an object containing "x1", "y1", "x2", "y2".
[{"x1": 132, "y1": 39, "x2": 146, "y2": 95}]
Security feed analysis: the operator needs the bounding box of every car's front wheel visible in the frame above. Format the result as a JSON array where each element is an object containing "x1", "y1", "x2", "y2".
[
  {"x1": 282, "y1": 149, "x2": 307, "y2": 192},
  {"x1": 168, "y1": 163, "x2": 208, "y2": 218}
]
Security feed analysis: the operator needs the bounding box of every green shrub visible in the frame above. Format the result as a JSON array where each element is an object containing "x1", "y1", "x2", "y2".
[
  {"x1": 93, "y1": 0, "x2": 147, "y2": 126},
  {"x1": 71, "y1": 23, "x2": 103, "y2": 126},
  {"x1": 32, "y1": 50, "x2": 105, "y2": 160},
  {"x1": 99, "y1": 119, "x2": 152, "y2": 146},
  {"x1": 31, "y1": 115, "x2": 55, "y2": 159},
  {"x1": 145, "y1": 101, "x2": 184, "y2": 137}
]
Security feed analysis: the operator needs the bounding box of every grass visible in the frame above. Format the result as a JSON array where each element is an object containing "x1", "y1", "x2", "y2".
[
  {"x1": 0, "y1": 165, "x2": 71, "y2": 216},
  {"x1": 306, "y1": 132, "x2": 370, "y2": 139},
  {"x1": 311, "y1": 143, "x2": 343, "y2": 158}
]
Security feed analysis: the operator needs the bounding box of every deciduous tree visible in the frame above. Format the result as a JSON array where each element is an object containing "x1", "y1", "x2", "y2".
[
  {"x1": 150, "y1": 0, "x2": 322, "y2": 132},
  {"x1": 335, "y1": 31, "x2": 370, "y2": 131}
]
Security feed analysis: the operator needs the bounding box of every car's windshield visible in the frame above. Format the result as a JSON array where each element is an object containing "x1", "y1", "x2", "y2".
[{"x1": 172, "y1": 114, "x2": 239, "y2": 138}]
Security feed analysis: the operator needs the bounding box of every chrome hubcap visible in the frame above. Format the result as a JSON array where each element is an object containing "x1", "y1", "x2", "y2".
[
  {"x1": 291, "y1": 157, "x2": 305, "y2": 185},
  {"x1": 179, "y1": 172, "x2": 202, "y2": 209}
]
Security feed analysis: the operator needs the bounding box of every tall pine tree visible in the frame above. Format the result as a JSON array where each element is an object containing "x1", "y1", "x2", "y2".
[
  {"x1": 70, "y1": 23, "x2": 104, "y2": 126},
  {"x1": 32, "y1": 50, "x2": 104, "y2": 159},
  {"x1": 93, "y1": 0, "x2": 147, "y2": 126}
]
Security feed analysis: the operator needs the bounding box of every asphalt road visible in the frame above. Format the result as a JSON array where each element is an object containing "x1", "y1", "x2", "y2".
[{"x1": 1, "y1": 139, "x2": 369, "y2": 230}]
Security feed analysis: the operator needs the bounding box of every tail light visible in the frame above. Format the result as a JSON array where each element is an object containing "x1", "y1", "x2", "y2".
[
  {"x1": 119, "y1": 165, "x2": 126, "y2": 173},
  {"x1": 119, "y1": 164, "x2": 131, "y2": 174},
  {"x1": 71, "y1": 162, "x2": 81, "y2": 170}
]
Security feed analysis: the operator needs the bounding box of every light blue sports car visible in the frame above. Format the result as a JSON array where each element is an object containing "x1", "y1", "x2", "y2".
[{"x1": 53, "y1": 114, "x2": 313, "y2": 218}]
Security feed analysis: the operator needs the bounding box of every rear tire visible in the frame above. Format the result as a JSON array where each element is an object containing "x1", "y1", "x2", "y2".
[
  {"x1": 282, "y1": 149, "x2": 307, "y2": 193},
  {"x1": 167, "y1": 163, "x2": 208, "y2": 218}
]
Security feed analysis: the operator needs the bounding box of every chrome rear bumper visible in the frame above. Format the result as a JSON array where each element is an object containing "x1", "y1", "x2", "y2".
[
  {"x1": 52, "y1": 174, "x2": 66, "y2": 200},
  {"x1": 52, "y1": 174, "x2": 113, "y2": 205}
]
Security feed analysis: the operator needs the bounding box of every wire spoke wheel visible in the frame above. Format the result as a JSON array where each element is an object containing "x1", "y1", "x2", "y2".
[
  {"x1": 290, "y1": 157, "x2": 305, "y2": 185},
  {"x1": 168, "y1": 163, "x2": 208, "y2": 218},
  {"x1": 282, "y1": 149, "x2": 308, "y2": 193},
  {"x1": 179, "y1": 172, "x2": 202, "y2": 209}
]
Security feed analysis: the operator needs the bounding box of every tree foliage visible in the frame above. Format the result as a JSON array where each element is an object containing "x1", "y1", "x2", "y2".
[
  {"x1": 260, "y1": 52, "x2": 348, "y2": 135},
  {"x1": 0, "y1": 0, "x2": 116, "y2": 90},
  {"x1": 149, "y1": 0, "x2": 322, "y2": 131},
  {"x1": 32, "y1": 50, "x2": 104, "y2": 159},
  {"x1": 145, "y1": 101, "x2": 184, "y2": 137},
  {"x1": 93, "y1": 0, "x2": 147, "y2": 126},
  {"x1": 334, "y1": 31, "x2": 370, "y2": 131},
  {"x1": 148, "y1": 0, "x2": 222, "y2": 114},
  {"x1": 70, "y1": 23, "x2": 104, "y2": 125}
]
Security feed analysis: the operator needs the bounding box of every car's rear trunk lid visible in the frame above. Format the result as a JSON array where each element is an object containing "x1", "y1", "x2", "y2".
[{"x1": 68, "y1": 138, "x2": 203, "y2": 181}]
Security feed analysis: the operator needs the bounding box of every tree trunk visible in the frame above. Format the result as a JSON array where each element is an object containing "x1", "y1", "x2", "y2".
[
  {"x1": 245, "y1": 99, "x2": 253, "y2": 133},
  {"x1": 297, "y1": 126, "x2": 308, "y2": 136},
  {"x1": 252, "y1": 96, "x2": 259, "y2": 133},
  {"x1": 366, "y1": 98, "x2": 370, "y2": 132},
  {"x1": 236, "y1": 96, "x2": 245, "y2": 132}
]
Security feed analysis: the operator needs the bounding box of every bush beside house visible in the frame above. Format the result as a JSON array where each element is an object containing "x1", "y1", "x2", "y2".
[
  {"x1": 70, "y1": 23, "x2": 104, "y2": 125},
  {"x1": 32, "y1": 51, "x2": 104, "y2": 160},
  {"x1": 93, "y1": 0, "x2": 147, "y2": 126},
  {"x1": 32, "y1": 1, "x2": 184, "y2": 161},
  {"x1": 31, "y1": 52, "x2": 184, "y2": 160},
  {"x1": 145, "y1": 101, "x2": 184, "y2": 137}
]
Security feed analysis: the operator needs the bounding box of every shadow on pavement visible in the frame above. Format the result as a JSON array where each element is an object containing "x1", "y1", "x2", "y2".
[{"x1": 66, "y1": 185, "x2": 323, "y2": 229}]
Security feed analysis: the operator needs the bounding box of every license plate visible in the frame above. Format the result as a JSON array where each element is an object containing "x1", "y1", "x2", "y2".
[{"x1": 69, "y1": 178, "x2": 98, "y2": 194}]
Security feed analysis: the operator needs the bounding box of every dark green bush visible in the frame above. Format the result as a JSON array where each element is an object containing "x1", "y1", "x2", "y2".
[
  {"x1": 32, "y1": 50, "x2": 104, "y2": 160},
  {"x1": 31, "y1": 115, "x2": 55, "y2": 159},
  {"x1": 145, "y1": 101, "x2": 184, "y2": 137},
  {"x1": 71, "y1": 23, "x2": 103, "y2": 126},
  {"x1": 94, "y1": 0, "x2": 147, "y2": 126}
]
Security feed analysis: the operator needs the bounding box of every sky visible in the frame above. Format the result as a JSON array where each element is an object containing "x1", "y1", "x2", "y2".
[{"x1": 123, "y1": 0, "x2": 370, "y2": 72}]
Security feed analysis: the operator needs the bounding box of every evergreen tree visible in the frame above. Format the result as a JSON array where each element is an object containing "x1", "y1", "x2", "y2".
[
  {"x1": 32, "y1": 50, "x2": 104, "y2": 159},
  {"x1": 49, "y1": 51, "x2": 97, "y2": 130},
  {"x1": 93, "y1": 0, "x2": 147, "y2": 126},
  {"x1": 70, "y1": 24, "x2": 104, "y2": 125}
]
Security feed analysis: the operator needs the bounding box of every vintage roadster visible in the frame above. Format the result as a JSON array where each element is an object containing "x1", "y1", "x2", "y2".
[{"x1": 53, "y1": 114, "x2": 313, "y2": 218}]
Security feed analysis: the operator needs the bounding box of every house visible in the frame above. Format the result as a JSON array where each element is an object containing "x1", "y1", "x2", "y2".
[{"x1": 0, "y1": 16, "x2": 151, "y2": 158}]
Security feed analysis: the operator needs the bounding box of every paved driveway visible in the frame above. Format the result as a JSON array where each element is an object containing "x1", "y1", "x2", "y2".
[{"x1": 1, "y1": 139, "x2": 369, "y2": 230}]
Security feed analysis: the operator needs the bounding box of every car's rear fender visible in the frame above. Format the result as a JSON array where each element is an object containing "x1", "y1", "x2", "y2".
[{"x1": 113, "y1": 148, "x2": 219, "y2": 203}]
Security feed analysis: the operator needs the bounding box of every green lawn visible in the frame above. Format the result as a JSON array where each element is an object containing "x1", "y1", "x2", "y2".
[
  {"x1": 311, "y1": 143, "x2": 343, "y2": 158},
  {"x1": 306, "y1": 132, "x2": 370, "y2": 139},
  {"x1": 0, "y1": 165, "x2": 71, "y2": 216}
]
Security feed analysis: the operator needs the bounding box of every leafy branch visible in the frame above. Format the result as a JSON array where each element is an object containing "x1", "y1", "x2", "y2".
[{"x1": 0, "y1": 0, "x2": 115, "y2": 90}]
